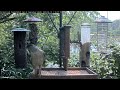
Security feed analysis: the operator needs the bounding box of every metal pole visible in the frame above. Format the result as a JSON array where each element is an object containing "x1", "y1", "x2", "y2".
[
  {"x1": 97, "y1": 23, "x2": 99, "y2": 51},
  {"x1": 107, "y1": 11, "x2": 108, "y2": 19},
  {"x1": 59, "y1": 11, "x2": 62, "y2": 67},
  {"x1": 60, "y1": 11, "x2": 62, "y2": 27}
]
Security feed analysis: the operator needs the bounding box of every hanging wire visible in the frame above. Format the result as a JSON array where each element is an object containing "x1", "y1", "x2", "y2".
[
  {"x1": 47, "y1": 12, "x2": 59, "y2": 34},
  {"x1": 67, "y1": 11, "x2": 77, "y2": 25},
  {"x1": 47, "y1": 11, "x2": 77, "y2": 33}
]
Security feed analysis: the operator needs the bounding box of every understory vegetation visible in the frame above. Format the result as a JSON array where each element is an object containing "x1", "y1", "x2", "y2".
[{"x1": 90, "y1": 45, "x2": 120, "y2": 79}]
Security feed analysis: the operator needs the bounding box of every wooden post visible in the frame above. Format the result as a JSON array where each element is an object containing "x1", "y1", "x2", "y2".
[
  {"x1": 80, "y1": 23, "x2": 91, "y2": 67},
  {"x1": 12, "y1": 28, "x2": 30, "y2": 68},
  {"x1": 60, "y1": 25, "x2": 71, "y2": 71}
]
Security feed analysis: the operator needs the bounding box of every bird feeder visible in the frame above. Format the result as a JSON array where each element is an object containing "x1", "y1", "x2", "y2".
[
  {"x1": 24, "y1": 16, "x2": 42, "y2": 45},
  {"x1": 59, "y1": 25, "x2": 71, "y2": 71},
  {"x1": 12, "y1": 28, "x2": 30, "y2": 68},
  {"x1": 94, "y1": 16, "x2": 112, "y2": 52},
  {"x1": 80, "y1": 23, "x2": 91, "y2": 67}
]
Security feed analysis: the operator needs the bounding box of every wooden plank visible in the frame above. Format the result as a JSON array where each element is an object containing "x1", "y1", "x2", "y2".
[
  {"x1": 41, "y1": 70, "x2": 89, "y2": 76},
  {"x1": 39, "y1": 75, "x2": 98, "y2": 79},
  {"x1": 42, "y1": 68, "x2": 64, "y2": 70},
  {"x1": 41, "y1": 67, "x2": 88, "y2": 71}
]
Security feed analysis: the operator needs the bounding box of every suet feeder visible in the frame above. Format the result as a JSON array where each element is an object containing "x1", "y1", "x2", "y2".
[
  {"x1": 12, "y1": 28, "x2": 30, "y2": 68},
  {"x1": 94, "y1": 16, "x2": 112, "y2": 52},
  {"x1": 24, "y1": 16, "x2": 42, "y2": 45}
]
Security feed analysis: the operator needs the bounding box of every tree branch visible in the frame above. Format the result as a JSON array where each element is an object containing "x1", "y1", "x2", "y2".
[
  {"x1": 0, "y1": 13, "x2": 13, "y2": 21},
  {"x1": 0, "y1": 17, "x2": 16, "y2": 24}
]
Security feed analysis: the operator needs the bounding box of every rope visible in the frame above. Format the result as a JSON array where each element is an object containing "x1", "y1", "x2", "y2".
[
  {"x1": 47, "y1": 13, "x2": 59, "y2": 34},
  {"x1": 67, "y1": 11, "x2": 77, "y2": 25},
  {"x1": 47, "y1": 11, "x2": 77, "y2": 33}
]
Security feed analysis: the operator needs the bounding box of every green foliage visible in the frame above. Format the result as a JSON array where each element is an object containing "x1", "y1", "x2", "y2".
[
  {"x1": 90, "y1": 44, "x2": 120, "y2": 79},
  {"x1": 0, "y1": 33, "x2": 32, "y2": 79},
  {"x1": 0, "y1": 13, "x2": 32, "y2": 79},
  {"x1": 90, "y1": 52, "x2": 117, "y2": 79},
  {"x1": 68, "y1": 44, "x2": 80, "y2": 67},
  {"x1": 68, "y1": 54, "x2": 80, "y2": 67},
  {"x1": 111, "y1": 45, "x2": 120, "y2": 78}
]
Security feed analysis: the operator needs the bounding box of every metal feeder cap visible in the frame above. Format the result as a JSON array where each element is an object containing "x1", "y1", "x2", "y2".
[
  {"x1": 23, "y1": 16, "x2": 42, "y2": 22},
  {"x1": 81, "y1": 23, "x2": 91, "y2": 26},
  {"x1": 95, "y1": 16, "x2": 112, "y2": 23},
  {"x1": 11, "y1": 28, "x2": 30, "y2": 32}
]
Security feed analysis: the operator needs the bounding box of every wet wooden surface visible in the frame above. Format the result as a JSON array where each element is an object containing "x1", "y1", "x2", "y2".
[{"x1": 41, "y1": 70, "x2": 89, "y2": 76}]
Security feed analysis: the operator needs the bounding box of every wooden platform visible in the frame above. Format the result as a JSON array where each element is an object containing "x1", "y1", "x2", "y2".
[{"x1": 29, "y1": 67, "x2": 98, "y2": 79}]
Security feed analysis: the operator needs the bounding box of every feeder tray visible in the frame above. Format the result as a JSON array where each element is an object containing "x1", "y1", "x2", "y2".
[{"x1": 29, "y1": 67, "x2": 98, "y2": 79}]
